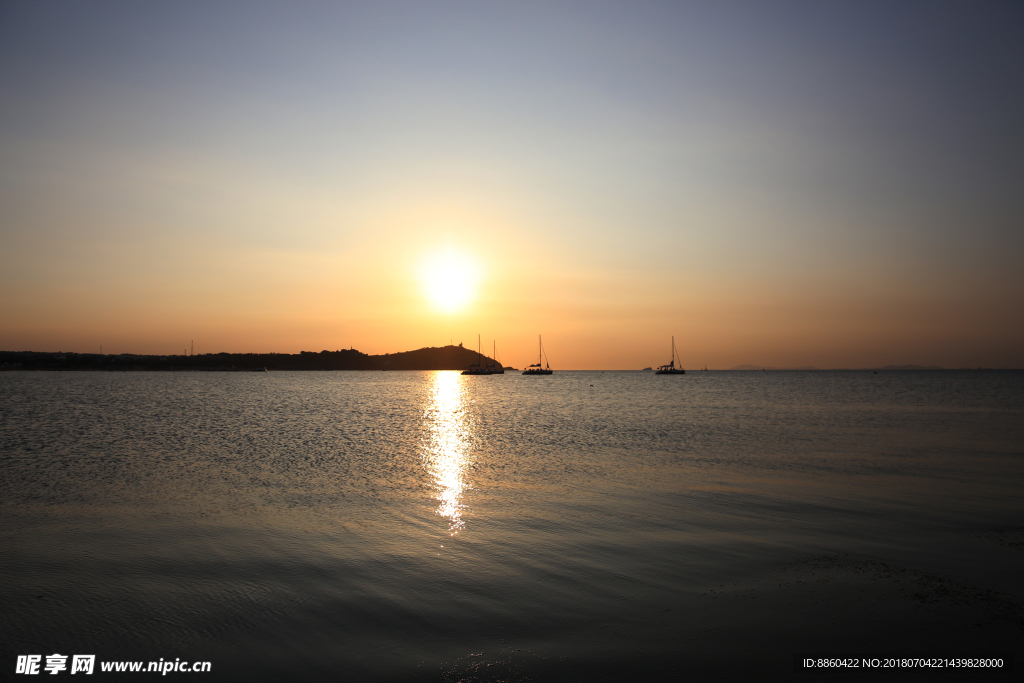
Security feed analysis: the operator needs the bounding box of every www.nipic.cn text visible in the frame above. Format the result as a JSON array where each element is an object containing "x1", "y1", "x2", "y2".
[{"x1": 16, "y1": 655, "x2": 212, "y2": 675}]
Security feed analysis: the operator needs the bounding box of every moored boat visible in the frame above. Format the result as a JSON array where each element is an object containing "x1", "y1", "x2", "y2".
[
  {"x1": 488, "y1": 341, "x2": 505, "y2": 374},
  {"x1": 655, "y1": 337, "x2": 685, "y2": 375},
  {"x1": 522, "y1": 335, "x2": 553, "y2": 375},
  {"x1": 462, "y1": 334, "x2": 493, "y2": 375}
]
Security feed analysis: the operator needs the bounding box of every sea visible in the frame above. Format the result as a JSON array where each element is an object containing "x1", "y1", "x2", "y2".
[{"x1": 2, "y1": 370, "x2": 1022, "y2": 680}]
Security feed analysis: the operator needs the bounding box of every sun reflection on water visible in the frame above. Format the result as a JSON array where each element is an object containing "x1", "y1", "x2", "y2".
[{"x1": 421, "y1": 371, "x2": 473, "y2": 534}]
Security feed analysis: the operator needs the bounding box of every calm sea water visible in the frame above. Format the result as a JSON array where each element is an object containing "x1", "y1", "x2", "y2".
[{"x1": 2, "y1": 370, "x2": 1022, "y2": 679}]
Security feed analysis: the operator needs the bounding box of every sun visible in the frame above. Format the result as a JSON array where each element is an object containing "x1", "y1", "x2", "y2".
[{"x1": 418, "y1": 247, "x2": 481, "y2": 313}]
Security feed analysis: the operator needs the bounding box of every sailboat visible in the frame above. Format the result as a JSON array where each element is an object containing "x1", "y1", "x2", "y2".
[
  {"x1": 522, "y1": 335, "x2": 553, "y2": 375},
  {"x1": 655, "y1": 336, "x2": 685, "y2": 375},
  {"x1": 462, "y1": 334, "x2": 492, "y2": 375},
  {"x1": 487, "y1": 341, "x2": 505, "y2": 374}
]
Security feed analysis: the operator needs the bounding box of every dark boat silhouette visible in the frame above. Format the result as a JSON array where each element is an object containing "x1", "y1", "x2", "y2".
[
  {"x1": 487, "y1": 341, "x2": 504, "y2": 374},
  {"x1": 462, "y1": 334, "x2": 492, "y2": 375},
  {"x1": 655, "y1": 337, "x2": 685, "y2": 375},
  {"x1": 522, "y1": 335, "x2": 553, "y2": 375}
]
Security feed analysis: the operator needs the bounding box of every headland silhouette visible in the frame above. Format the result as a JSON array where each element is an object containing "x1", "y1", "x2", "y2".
[{"x1": 0, "y1": 344, "x2": 506, "y2": 372}]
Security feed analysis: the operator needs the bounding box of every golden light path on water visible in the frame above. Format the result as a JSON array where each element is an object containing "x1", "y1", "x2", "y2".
[{"x1": 421, "y1": 371, "x2": 474, "y2": 534}]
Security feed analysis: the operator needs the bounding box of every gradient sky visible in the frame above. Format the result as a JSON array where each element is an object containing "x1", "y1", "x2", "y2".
[{"x1": 2, "y1": 1, "x2": 1022, "y2": 369}]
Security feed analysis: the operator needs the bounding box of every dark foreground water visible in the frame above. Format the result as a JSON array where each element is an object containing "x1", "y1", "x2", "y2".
[{"x1": 2, "y1": 370, "x2": 1022, "y2": 680}]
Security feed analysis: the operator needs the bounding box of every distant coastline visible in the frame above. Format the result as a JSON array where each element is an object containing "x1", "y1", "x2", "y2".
[{"x1": 0, "y1": 345, "x2": 502, "y2": 372}]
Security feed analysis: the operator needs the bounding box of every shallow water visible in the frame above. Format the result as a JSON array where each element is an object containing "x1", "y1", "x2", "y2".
[{"x1": 2, "y1": 370, "x2": 1022, "y2": 679}]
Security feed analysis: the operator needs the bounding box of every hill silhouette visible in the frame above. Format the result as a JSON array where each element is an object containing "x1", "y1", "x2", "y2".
[{"x1": 0, "y1": 345, "x2": 501, "y2": 372}]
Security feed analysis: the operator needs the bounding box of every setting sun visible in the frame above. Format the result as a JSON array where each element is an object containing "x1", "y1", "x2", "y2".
[{"x1": 418, "y1": 247, "x2": 481, "y2": 314}]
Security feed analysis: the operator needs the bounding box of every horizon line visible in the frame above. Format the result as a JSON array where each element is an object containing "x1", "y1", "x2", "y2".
[{"x1": 1, "y1": 349, "x2": 1021, "y2": 372}]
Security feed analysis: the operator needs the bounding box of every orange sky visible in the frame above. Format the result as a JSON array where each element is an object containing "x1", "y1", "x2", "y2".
[{"x1": 2, "y1": 3, "x2": 1022, "y2": 369}]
